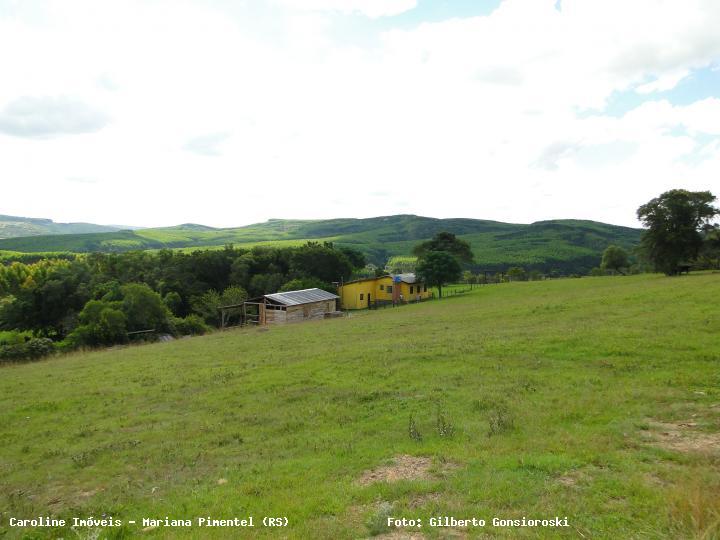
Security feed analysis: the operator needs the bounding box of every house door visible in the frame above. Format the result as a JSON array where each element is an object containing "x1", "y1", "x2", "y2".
[{"x1": 368, "y1": 293, "x2": 371, "y2": 309}]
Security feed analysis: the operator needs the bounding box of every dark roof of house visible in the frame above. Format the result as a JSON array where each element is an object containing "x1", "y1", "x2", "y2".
[{"x1": 264, "y1": 288, "x2": 339, "y2": 306}]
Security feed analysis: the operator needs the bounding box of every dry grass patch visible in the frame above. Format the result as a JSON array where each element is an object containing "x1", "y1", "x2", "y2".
[
  {"x1": 371, "y1": 532, "x2": 426, "y2": 540},
  {"x1": 557, "y1": 474, "x2": 578, "y2": 487},
  {"x1": 667, "y1": 477, "x2": 720, "y2": 539},
  {"x1": 359, "y1": 455, "x2": 434, "y2": 486},
  {"x1": 556, "y1": 468, "x2": 590, "y2": 488},
  {"x1": 408, "y1": 492, "x2": 441, "y2": 508},
  {"x1": 644, "y1": 420, "x2": 720, "y2": 454}
]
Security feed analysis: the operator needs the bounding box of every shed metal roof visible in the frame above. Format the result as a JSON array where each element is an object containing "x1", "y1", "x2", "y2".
[
  {"x1": 264, "y1": 288, "x2": 339, "y2": 306},
  {"x1": 394, "y1": 273, "x2": 418, "y2": 284}
]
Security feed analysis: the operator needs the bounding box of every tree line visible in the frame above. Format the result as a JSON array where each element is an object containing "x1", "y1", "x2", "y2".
[
  {"x1": 409, "y1": 189, "x2": 719, "y2": 292},
  {"x1": 0, "y1": 242, "x2": 365, "y2": 355}
]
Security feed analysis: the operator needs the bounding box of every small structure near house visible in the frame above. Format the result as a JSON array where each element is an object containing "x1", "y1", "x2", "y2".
[{"x1": 228, "y1": 288, "x2": 340, "y2": 327}]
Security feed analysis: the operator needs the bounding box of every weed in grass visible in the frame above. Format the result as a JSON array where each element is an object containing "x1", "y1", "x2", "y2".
[
  {"x1": 435, "y1": 407, "x2": 455, "y2": 438},
  {"x1": 71, "y1": 450, "x2": 97, "y2": 468},
  {"x1": 75, "y1": 425, "x2": 97, "y2": 438},
  {"x1": 408, "y1": 415, "x2": 422, "y2": 442},
  {"x1": 488, "y1": 405, "x2": 515, "y2": 437},
  {"x1": 472, "y1": 397, "x2": 494, "y2": 412},
  {"x1": 70, "y1": 526, "x2": 103, "y2": 540},
  {"x1": 516, "y1": 377, "x2": 537, "y2": 392},
  {"x1": 42, "y1": 448, "x2": 64, "y2": 458},
  {"x1": 366, "y1": 501, "x2": 394, "y2": 536}
]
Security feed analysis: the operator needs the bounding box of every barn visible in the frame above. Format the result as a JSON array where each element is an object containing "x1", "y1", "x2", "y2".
[{"x1": 238, "y1": 288, "x2": 340, "y2": 326}]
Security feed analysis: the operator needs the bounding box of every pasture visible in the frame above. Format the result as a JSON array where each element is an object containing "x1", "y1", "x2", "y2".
[{"x1": 1, "y1": 273, "x2": 719, "y2": 538}]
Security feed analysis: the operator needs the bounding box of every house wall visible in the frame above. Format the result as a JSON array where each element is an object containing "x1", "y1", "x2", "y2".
[
  {"x1": 397, "y1": 281, "x2": 431, "y2": 302},
  {"x1": 338, "y1": 276, "x2": 391, "y2": 309},
  {"x1": 338, "y1": 276, "x2": 430, "y2": 309},
  {"x1": 266, "y1": 300, "x2": 336, "y2": 325},
  {"x1": 265, "y1": 308, "x2": 287, "y2": 324}
]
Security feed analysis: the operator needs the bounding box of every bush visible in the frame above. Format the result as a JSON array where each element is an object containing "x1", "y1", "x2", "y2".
[
  {"x1": 173, "y1": 315, "x2": 210, "y2": 336},
  {"x1": 0, "y1": 330, "x2": 29, "y2": 346},
  {"x1": 0, "y1": 337, "x2": 56, "y2": 364},
  {"x1": 65, "y1": 300, "x2": 128, "y2": 348}
]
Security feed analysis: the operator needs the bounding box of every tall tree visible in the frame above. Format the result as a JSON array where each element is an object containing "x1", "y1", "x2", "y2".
[
  {"x1": 637, "y1": 189, "x2": 718, "y2": 275},
  {"x1": 416, "y1": 251, "x2": 462, "y2": 298},
  {"x1": 412, "y1": 232, "x2": 474, "y2": 265},
  {"x1": 601, "y1": 245, "x2": 629, "y2": 275}
]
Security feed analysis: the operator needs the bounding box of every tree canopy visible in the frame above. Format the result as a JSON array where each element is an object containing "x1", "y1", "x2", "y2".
[
  {"x1": 637, "y1": 189, "x2": 718, "y2": 275},
  {"x1": 601, "y1": 245, "x2": 629, "y2": 275},
  {"x1": 416, "y1": 251, "x2": 462, "y2": 298},
  {"x1": 0, "y1": 241, "x2": 364, "y2": 348},
  {"x1": 412, "y1": 232, "x2": 474, "y2": 265}
]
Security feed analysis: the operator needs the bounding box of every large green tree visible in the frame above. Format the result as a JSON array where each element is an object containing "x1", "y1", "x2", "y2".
[
  {"x1": 601, "y1": 245, "x2": 629, "y2": 275},
  {"x1": 412, "y1": 232, "x2": 474, "y2": 265},
  {"x1": 290, "y1": 242, "x2": 354, "y2": 284},
  {"x1": 637, "y1": 189, "x2": 718, "y2": 275},
  {"x1": 416, "y1": 251, "x2": 462, "y2": 298}
]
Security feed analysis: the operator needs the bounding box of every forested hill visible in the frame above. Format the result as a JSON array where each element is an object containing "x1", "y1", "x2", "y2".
[
  {"x1": 0, "y1": 215, "x2": 642, "y2": 274},
  {"x1": 0, "y1": 214, "x2": 127, "y2": 239}
]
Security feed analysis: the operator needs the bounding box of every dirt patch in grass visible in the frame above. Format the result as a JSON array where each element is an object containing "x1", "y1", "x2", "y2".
[
  {"x1": 408, "y1": 492, "x2": 441, "y2": 508},
  {"x1": 557, "y1": 474, "x2": 578, "y2": 487},
  {"x1": 358, "y1": 455, "x2": 434, "y2": 486},
  {"x1": 372, "y1": 532, "x2": 426, "y2": 540},
  {"x1": 556, "y1": 468, "x2": 590, "y2": 488},
  {"x1": 645, "y1": 420, "x2": 720, "y2": 454}
]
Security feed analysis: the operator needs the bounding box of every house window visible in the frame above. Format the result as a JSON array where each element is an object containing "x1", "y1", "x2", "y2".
[
  {"x1": 360, "y1": 293, "x2": 364, "y2": 300},
  {"x1": 423, "y1": 285, "x2": 427, "y2": 292},
  {"x1": 410, "y1": 286, "x2": 414, "y2": 294},
  {"x1": 380, "y1": 285, "x2": 384, "y2": 290},
  {"x1": 387, "y1": 285, "x2": 393, "y2": 293}
]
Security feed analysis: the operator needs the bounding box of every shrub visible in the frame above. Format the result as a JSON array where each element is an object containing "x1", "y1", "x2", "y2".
[
  {"x1": 0, "y1": 330, "x2": 29, "y2": 346},
  {"x1": 366, "y1": 501, "x2": 394, "y2": 536},
  {"x1": 173, "y1": 315, "x2": 210, "y2": 336},
  {"x1": 0, "y1": 337, "x2": 56, "y2": 364},
  {"x1": 121, "y1": 283, "x2": 172, "y2": 332},
  {"x1": 24, "y1": 337, "x2": 56, "y2": 358},
  {"x1": 65, "y1": 300, "x2": 128, "y2": 348}
]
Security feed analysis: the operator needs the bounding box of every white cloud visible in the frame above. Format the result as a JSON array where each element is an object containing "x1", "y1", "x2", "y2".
[
  {"x1": 635, "y1": 70, "x2": 690, "y2": 94},
  {"x1": 0, "y1": 96, "x2": 109, "y2": 137},
  {"x1": 0, "y1": 0, "x2": 718, "y2": 229},
  {"x1": 272, "y1": 0, "x2": 417, "y2": 18},
  {"x1": 184, "y1": 132, "x2": 232, "y2": 156}
]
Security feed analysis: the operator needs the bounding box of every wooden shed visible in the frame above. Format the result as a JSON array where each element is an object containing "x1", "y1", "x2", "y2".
[{"x1": 238, "y1": 288, "x2": 340, "y2": 326}]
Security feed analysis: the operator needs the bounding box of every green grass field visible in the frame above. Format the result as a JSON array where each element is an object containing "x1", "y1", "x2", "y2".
[{"x1": 1, "y1": 273, "x2": 719, "y2": 539}]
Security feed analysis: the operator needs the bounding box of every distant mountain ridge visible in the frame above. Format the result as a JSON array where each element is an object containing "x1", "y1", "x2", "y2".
[
  {"x1": 0, "y1": 214, "x2": 134, "y2": 239},
  {"x1": 0, "y1": 214, "x2": 643, "y2": 274}
]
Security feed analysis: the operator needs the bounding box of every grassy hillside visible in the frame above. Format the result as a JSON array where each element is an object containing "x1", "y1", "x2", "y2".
[
  {"x1": 1, "y1": 273, "x2": 719, "y2": 539},
  {"x1": 0, "y1": 215, "x2": 125, "y2": 239},
  {"x1": 0, "y1": 215, "x2": 642, "y2": 273}
]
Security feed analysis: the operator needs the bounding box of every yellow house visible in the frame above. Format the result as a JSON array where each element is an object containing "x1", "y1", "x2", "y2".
[{"x1": 338, "y1": 273, "x2": 432, "y2": 310}]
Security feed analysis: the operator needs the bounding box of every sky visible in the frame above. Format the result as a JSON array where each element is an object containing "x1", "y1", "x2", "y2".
[{"x1": 0, "y1": 0, "x2": 719, "y2": 228}]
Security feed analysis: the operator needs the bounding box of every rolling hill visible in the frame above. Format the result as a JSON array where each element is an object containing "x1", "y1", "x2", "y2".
[
  {"x1": 0, "y1": 215, "x2": 643, "y2": 274},
  {"x1": 0, "y1": 214, "x2": 130, "y2": 239}
]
